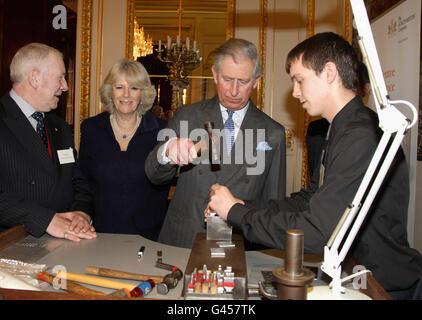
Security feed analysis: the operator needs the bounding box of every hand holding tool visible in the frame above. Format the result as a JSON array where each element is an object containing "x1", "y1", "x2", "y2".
[{"x1": 169, "y1": 140, "x2": 207, "y2": 166}]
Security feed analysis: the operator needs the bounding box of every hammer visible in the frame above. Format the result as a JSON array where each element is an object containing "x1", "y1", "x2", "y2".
[
  {"x1": 54, "y1": 270, "x2": 156, "y2": 298},
  {"x1": 38, "y1": 272, "x2": 148, "y2": 298},
  {"x1": 155, "y1": 260, "x2": 184, "y2": 294},
  {"x1": 55, "y1": 270, "x2": 138, "y2": 291},
  {"x1": 37, "y1": 272, "x2": 106, "y2": 296},
  {"x1": 204, "y1": 121, "x2": 220, "y2": 171},
  {"x1": 85, "y1": 266, "x2": 163, "y2": 284}
]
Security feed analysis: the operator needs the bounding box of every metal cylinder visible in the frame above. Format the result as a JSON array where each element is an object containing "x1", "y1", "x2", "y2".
[
  {"x1": 285, "y1": 229, "x2": 304, "y2": 276},
  {"x1": 271, "y1": 229, "x2": 315, "y2": 300}
]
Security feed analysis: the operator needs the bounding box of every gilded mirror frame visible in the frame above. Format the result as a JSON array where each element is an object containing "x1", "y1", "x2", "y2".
[
  {"x1": 126, "y1": 0, "x2": 236, "y2": 59},
  {"x1": 76, "y1": 0, "x2": 234, "y2": 145},
  {"x1": 78, "y1": 0, "x2": 92, "y2": 126},
  {"x1": 124, "y1": 0, "x2": 235, "y2": 110}
]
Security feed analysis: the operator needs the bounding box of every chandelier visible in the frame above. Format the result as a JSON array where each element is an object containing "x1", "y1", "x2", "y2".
[
  {"x1": 133, "y1": 19, "x2": 153, "y2": 60},
  {"x1": 156, "y1": 0, "x2": 201, "y2": 110}
]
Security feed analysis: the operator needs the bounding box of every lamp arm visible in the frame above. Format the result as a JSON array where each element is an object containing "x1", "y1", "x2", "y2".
[
  {"x1": 320, "y1": 0, "x2": 418, "y2": 296},
  {"x1": 338, "y1": 124, "x2": 407, "y2": 264}
]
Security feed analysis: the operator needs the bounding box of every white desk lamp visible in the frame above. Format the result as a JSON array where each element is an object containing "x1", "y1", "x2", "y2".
[{"x1": 310, "y1": 0, "x2": 418, "y2": 300}]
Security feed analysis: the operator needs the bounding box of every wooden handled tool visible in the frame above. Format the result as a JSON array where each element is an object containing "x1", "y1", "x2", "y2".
[
  {"x1": 56, "y1": 270, "x2": 136, "y2": 291},
  {"x1": 85, "y1": 266, "x2": 163, "y2": 284},
  {"x1": 37, "y1": 272, "x2": 106, "y2": 296}
]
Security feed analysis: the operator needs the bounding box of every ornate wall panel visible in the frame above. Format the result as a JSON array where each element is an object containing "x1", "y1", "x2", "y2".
[
  {"x1": 300, "y1": 0, "x2": 315, "y2": 188},
  {"x1": 79, "y1": 0, "x2": 92, "y2": 126},
  {"x1": 257, "y1": 0, "x2": 267, "y2": 111}
]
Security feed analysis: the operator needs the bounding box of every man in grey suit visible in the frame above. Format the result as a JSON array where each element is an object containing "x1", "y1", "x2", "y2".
[
  {"x1": 145, "y1": 38, "x2": 286, "y2": 248},
  {"x1": 0, "y1": 43, "x2": 96, "y2": 242}
]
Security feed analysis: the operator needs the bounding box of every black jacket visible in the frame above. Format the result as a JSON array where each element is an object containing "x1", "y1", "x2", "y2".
[
  {"x1": 0, "y1": 94, "x2": 93, "y2": 237},
  {"x1": 79, "y1": 111, "x2": 169, "y2": 241}
]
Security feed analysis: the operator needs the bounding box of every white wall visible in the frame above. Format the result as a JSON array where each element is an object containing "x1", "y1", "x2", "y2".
[
  {"x1": 417, "y1": 163, "x2": 422, "y2": 252},
  {"x1": 93, "y1": 0, "x2": 127, "y2": 116},
  {"x1": 369, "y1": 0, "x2": 421, "y2": 249},
  {"x1": 235, "y1": 0, "x2": 348, "y2": 196},
  {"x1": 75, "y1": 0, "x2": 127, "y2": 134}
]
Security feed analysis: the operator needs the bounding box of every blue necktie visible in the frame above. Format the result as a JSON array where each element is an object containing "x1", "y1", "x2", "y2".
[
  {"x1": 32, "y1": 112, "x2": 48, "y2": 148},
  {"x1": 224, "y1": 110, "x2": 235, "y2": 154}
]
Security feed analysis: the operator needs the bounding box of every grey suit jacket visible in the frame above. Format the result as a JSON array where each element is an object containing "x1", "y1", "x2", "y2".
[
  {"x1": 0, "y1": 94, "x2": 93, "y2": 237},
  {"x1": 145, "y1": 96, "x2": 286, "y2": 248}
]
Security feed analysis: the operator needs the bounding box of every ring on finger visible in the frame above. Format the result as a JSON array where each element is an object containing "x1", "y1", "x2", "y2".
[{"x1": 64, "y1": 231, "x2": 68, "y2": 239}]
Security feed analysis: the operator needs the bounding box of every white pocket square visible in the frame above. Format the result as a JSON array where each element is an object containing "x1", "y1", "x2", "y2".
[{"x1": 256, "y1": 141, "x2": 272, "y2": 151}]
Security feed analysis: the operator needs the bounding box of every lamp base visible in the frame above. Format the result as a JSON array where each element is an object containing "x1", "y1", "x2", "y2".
[{"x1": 307, "y1": 285, "x2": 372, "y2": 300}]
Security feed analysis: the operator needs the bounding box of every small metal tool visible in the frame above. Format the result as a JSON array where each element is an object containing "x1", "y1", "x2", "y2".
[
  {"x1": 157, "y1": 250, "x2": 162, "y2": 263},
  {"x1": 137, "y1": 245, "x2": 145, "y2": 259}
]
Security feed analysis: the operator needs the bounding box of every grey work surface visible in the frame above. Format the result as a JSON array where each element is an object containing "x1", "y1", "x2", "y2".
[
  {"x1": 0, "y1": 232, "x2": 191, "y2": 299},
  {"x1": 0, "y1": 232, "x2": 328, "y2": 299}
]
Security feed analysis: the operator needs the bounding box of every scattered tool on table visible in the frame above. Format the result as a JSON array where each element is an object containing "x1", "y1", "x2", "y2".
[
  {"x1": 85, "y1": 266, "x2": 163, "y2": 283},
  {"x1": 129, "y1": 279, "x2": 155, "y2": 297},
  {"x1": 37, "y1": 272, "x2": 148, "y2": 298},
  {"x1": 155, "y1": 260, "x2": 183, "y2": 294},
  {"x1": 56, "y1": 270, "x2": 136, "y2": 291},
  {"x1": 36, "y1": 272, "x2": 106, "y2": 296},
  {"x1": 137, "y1": 245, "x2": 145, "y2": 259},
  {"x1": 54, "y1": 270, "x2": 155, "y2": 298}
]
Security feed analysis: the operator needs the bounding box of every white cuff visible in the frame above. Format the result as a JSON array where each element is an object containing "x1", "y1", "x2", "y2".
[{"x1": 158, "y1": 137, "x2": 177, "y2": 164}]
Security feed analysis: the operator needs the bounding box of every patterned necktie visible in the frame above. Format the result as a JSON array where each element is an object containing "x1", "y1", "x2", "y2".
[
  {"x1": 32, "y1": 112, "x2": 48, "y2": 148},
  {"x1": 224, "y1": 109, "x2": 235, "y2": 154},
  {"x1": 318, "y1": 124, "x2": 331, "y2": 187}
]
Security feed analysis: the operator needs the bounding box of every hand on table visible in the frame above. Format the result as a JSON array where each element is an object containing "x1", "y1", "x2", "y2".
[
  {"x1": 204, "y1": 184, "x2": 244, "y2": 221},
  {"x1": 46, "y1": 211, "x2": 97, "y2": 242}
]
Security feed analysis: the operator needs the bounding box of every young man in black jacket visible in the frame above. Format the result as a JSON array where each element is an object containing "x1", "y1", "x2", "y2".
[{"x1": 206, "y1": 32, "x2": 422, "y2": 299}]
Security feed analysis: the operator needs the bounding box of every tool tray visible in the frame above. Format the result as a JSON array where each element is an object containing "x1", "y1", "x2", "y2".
[{"x1": 182, "y1": 233, "x2": 247, "y2": 300}]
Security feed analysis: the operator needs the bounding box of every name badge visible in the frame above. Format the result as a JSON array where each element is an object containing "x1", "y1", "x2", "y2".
[{"x1": 57, "y1": 147, "x2": 75, "y2": 164}]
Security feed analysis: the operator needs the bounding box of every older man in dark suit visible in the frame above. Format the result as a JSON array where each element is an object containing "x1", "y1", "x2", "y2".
[
  {"x1": 145, "y1": 38, "x2": 286, "y2": 248},
  {"x1": 0, "y1": 43, "x2": 96, "y2": 242}
]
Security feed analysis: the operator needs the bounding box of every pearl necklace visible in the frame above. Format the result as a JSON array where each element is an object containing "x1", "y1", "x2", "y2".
[{"x1": 111, "y1": 114, "x2": 141, "y2": 139}]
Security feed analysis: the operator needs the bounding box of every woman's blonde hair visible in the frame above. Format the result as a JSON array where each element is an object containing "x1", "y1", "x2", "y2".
[{"x1": 100, "y1": 58, "x2": 156, "y2": 115}]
